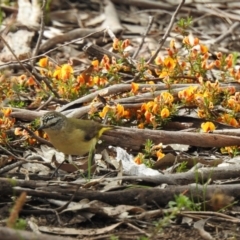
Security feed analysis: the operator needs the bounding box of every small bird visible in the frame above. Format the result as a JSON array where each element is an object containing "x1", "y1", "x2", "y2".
[{"x1": 38, "y1": 111, "x2": 113, "y2": 157}]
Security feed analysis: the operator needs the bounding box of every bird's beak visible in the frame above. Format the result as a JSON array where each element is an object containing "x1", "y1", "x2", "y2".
[
  {"x1": 37, "y1": 125, "x2": 44, "y2": 131},
  {"x1": 37, "y1": 120, "x2": 45, "y2": 131}
]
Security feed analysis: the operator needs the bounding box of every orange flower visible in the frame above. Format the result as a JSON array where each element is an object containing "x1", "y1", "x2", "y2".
[
  {"x1": 155, "y1": 56, "x2": 163, "y2": 65},
  {"x1": 183, "y1": 36, "x2": 190, "y2": 45},
  {"x1": 178, "y1": 86, "x2": 197, "y2": 103},
  {"x1": 227, "y1": 86, "x2": 236, "y2": 95},
  {"x1": 156, "y1": 150, "x2": 165, "y2": 161},
  {"x1": 215, "y1": 60, "x2": 221, "y2": 68},
  {"x1": 76, "y1": 74, "x2": 85, "y2": 85},
  {"x1": 226, "y1": 54, "x2": 233, "y2": 68},
  {"x1": 113, "y1": 38, "x2": 119, "y2": 50},
  {"x1": 61, "y1": 64, "x2": 73, "y2": 80},
  {"x1": 200, "y1": 44, "x2": 208, "y2": 54},
  {"x1": 144, "y1": 111, "x2": 153, "y2": 123},
  {"x1": 14, "y1": 127, "x2": 22, "y2": 136},
  {"x1": 121, "y1": 39, "x2": 130, "y2": 49},
  {"x1": 193, "y1": 37, "x2": 199, "y2": 45},
  {"x1": 91, "y1": 59, "x2": 99, "y2": 69},
  {"x1": 93, "y1": 76, "x2": 108, "y2": 86},
  {"x1": 101, "y1": 55, "x2": 110, "y2": 70},
  {"x1": 26, "y1": 77, "x2": 36, "y2": 86},
  {"x1": 134, "y1": 153, "x2": 144, "y2": 165},
  {"x1": 197, "y1": 109, "x2": 206, "y2": 118},
  {"x1": 116, "y1": 104, "x2": 130, "y2": 119},
  {"x1": 201, "y1": 122, "x2": 216, "y2": 133},
  {"x1": 169, "y1": 39, "x2": 176, "y2": 50},
  {"x1": 138, "y1": 122, "x2": 145, "y2": 129},
  {"x1": 220, "y1": 114, "x2": 239, "y2": 127},
  {"x1": 216, "y1": 52, "x2": 222, "y2": 59}
]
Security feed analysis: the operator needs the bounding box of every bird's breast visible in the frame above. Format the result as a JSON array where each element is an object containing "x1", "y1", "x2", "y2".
[{"x1": 45, "y1": 129, "x2": 96, "y2": 156}]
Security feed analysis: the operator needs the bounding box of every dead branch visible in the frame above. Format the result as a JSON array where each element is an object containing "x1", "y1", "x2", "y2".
[
  {"x1": 102, "y1": 127, "x2": 240, "y2": 150},
  {"x1": 0, "y1": 227, "x2": 75, "y2": 240},
  {"x1": 1, "y1": 177, "x2": 240, "y2": 207}
]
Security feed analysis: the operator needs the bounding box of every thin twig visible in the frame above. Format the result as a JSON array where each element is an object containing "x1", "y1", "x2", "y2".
[
  {"x1": 0, "y1": 34, "x2": 43, "y2": 89},
  {"x1": 133, "y1": 16, "x2": 154, "y2": 59},
  {"x1": 213, "y1": 21, "x2": 240, "y2": 44},
  {"x1": 31, "y1": 0, "x2": 47, "y2": 66},
  {"x1": 36, "y1": 95, "x2": 54, "y2": 111},
  {"x1": 148, "y1": 0, "x2": 185, "y2": 64},
  {"x1": 0, "y1": 29, "x2": 106, "y2": 69}
]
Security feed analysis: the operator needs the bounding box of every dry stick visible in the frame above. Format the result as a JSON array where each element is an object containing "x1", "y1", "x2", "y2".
[
  {"x1": 36, "y1": 95, "x2": 54, "y2": 111},
  {"x1": 0, "y1": 227, "x2": 76, "y2": 240},
  {"x1": 103, "y1": 0, "x2": 122, "y2": 33},
  {"x1": 55, "y1": 185, "x2": 81, "y2": 213},
  {"x1": 0, "y1": 161, "x2": 24, "y2": 174},
  {"x1": 103, "y1": 127, "x2": 240, "y2": 149},
  {"x1": 148, "y1": 0, "x2": 185, "y2": 64},
  {"x1": 31, "y1": 0, "x2": 47, "y2": 66},
  {"x1": 132, "y1": 15, "x2": 154, "y2": 59},
  {"x1": 29, "y1": 0, "x2": 61, "y2": 99},
  {"x1": 3, "y1": 179, "x2": 240, "y2": 207},
  {"x1": 40, "y1": 28, "x2": 108, "y2": 53},
  {"x1": 7, "y1": 192, "x2": 27, "y2": 228},
  {"x1": 0, "y1": 145, "x2": 52, "y2": 171},
  {"x1": 0, "y1": 29, "x2": 106, "y2": 69},
  {"x1": 0, "y1": 35, "x2": 43, "y2": 89},
  {"x1": 213, "y1": 21, "x2": 240, "y2": 44},
  {"x1": 181, "y1": 211, "x2": 240, "y2": 222},
  {"x1": 28, "y1": 1, "x2": 60, "y2": 99}
]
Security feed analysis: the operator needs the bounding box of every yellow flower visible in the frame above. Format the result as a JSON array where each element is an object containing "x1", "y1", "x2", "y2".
[
  {"x1": 61, "y1": 64, "x2": 73, "y2": 80},
  {"x1": 26, "y1": 77, "x2": 36, "y2": 86},
  {"x1": 116, "y1": 104, "x2": 126, "y2": 118},
  {"x1": 53, "y1": 64, "x2": 73, "y2": 81},
  {"x1": 163, "y1": 57, "x2": 176, "y2": 70},
  {"x1": 138, "y1": 123, "x2": 145, "y2": 129},
  {"x1": 197, "y1": 109, "x2": 206, "y2": 118},
  {"x1": 201, "y1": 122, "x2": 216, "y2": 133},
  {"x1": 155, "y1": 56, "x2": 163, "y2": 65},
  {"x1": 226, "y1": 54, "x2": 233, "y2": 68},
  {"x1": 156, "y1": 150, "x2": 165, "y2": 161},
  {"x1": 144, "y1": 111, "x2": 153, "y2": 123},
  {"x1": 200, "y1": 44, "x2": 208, "y2": 54},
  {"x1": 131, "y1": 82, "x2": 139, "y2": 93},
  {"x1": 134, "y1": 153, "x2": 144, "y2": 165},
  {"x1": 14, "y1": 127, "x2": 23, "y2": 136},
  {"x1": 160, "y1": 92, "x2": 174, "y2": 104},
  {"x1": 219, "y1": 114, "x2": 239, "y2": 127},
  {"x1": 121, "y1": 39, "x2": 130, "y2": 49},
  {"x1": 183, "y1": 36, "x2": 190, "y2": 45},
  {"x1": 91, "y1": 59, "x2": 99, "y2": 69},
  {"x1": 113, "y1": 38, "x2": 119, "y2": 50},
  {"x1": 1, "y1": 108, "x2": 12, "y2": 117},
  {"x1": 160, "y1": 108, "x2": 170, "y2": 118},
  {"x1": 178, "y1": 86, "x2": 198, "y2": 103},
  {"x1": 99, "y1": 105, "x2": 111, "y2": 118},
  {"x1": 38, "y1": 57, "x2": 48, "y2": 68}
]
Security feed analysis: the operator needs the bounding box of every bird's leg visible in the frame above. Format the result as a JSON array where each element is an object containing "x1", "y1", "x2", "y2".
[
  {"x1": 87, "y1": 143, "x2": 96, "y2": 180},
  {"x1": 51, "y1": 154, "x2": 71, "y2": 178}
]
